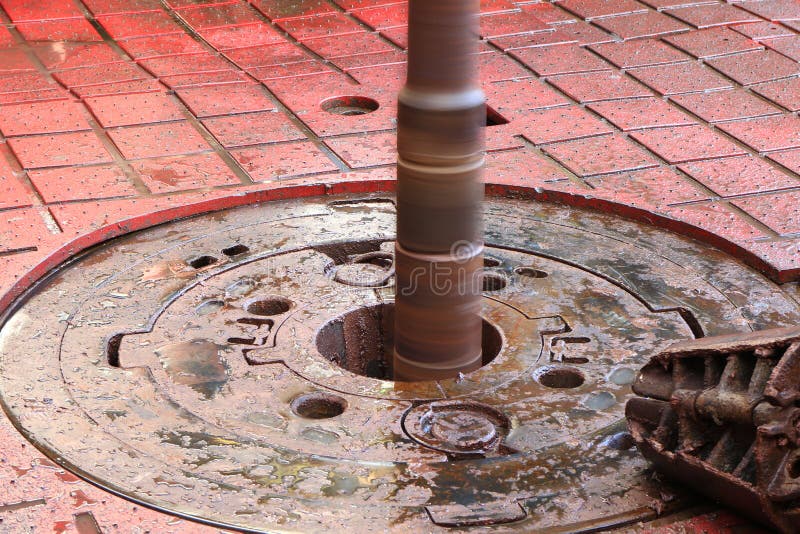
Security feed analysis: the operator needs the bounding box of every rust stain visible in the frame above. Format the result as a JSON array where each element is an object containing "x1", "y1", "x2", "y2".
[{"x1": 70, "y1": 490, "x2": 97, "y2": 509}]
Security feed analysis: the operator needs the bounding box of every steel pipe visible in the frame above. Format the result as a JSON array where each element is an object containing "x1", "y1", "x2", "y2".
[{"x1": 393, "y1": 0, "x2": 486, "y2": 381}]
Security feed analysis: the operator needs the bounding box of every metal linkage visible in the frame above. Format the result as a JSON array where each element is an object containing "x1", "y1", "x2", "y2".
[
  {"x1": 393, "y1": 0, "x2": 486, "y2": 381},
  {"x1": 627, "y1": 326, "x2": 800, "y2": 533}
]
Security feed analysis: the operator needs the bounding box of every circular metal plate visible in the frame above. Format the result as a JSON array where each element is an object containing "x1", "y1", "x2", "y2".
[{"x1": 1, "y1": 195, "x2": 798, "y2": 532}]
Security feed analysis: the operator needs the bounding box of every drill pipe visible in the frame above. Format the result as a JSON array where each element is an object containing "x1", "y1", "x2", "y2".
[{"x1": 393, "y1": 0, "x2": 486, "y2": 382}]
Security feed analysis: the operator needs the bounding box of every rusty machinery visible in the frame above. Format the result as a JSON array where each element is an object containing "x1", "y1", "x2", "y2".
[{"x1": 627, "y1": 326, "x2": 800, "y2": 532}]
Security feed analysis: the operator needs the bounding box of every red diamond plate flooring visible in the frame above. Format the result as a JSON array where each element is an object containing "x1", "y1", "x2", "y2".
[{"x1": 0, "y1": 0, "x2": 798, "y2": 532}]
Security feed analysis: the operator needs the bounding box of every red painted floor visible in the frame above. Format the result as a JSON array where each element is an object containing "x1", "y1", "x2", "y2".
[{"x1": 0, "y1": 0, "x2": 798, "y2": 531}]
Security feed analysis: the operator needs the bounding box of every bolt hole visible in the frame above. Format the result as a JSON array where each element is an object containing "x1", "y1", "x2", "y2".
[
  {"x1": 291, "y1": 392, "x2": 347, "y2": 419},
  {"x1": 245, "y1": 297, "x2": 292, "y2": 316},
  {"x1": 515, "y1": 266, "x2": 548, "y2": 278},
  {"x1": 536, "y1": 366, "x2": 585, "y2": 389},
  {"x1": 482, "y1": 271, "x2": 507, "y2": 292},
  {"x1": 188, "y1": 255, "x2": 218, "y2": 269},
  {"x1": 106, "y1": 333, "x2": 123, "y2": 367},
  {"x1": 222, "y1": 244, "x2": 249, "y2": 257},
  {"x1": 483, "y1": 256, "x2": 502, "y2": 267},
  {"x1": 321, "y1": 96, "x2": 379, "y2": 116},
  {"x1": 789, "y1": 457, "x2": 800, "y2": 479}
]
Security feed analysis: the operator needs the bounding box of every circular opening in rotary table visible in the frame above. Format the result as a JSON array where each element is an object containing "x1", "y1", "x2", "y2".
[{"x1": 315, "y1": 302, "x2": 503, "y2": 381}]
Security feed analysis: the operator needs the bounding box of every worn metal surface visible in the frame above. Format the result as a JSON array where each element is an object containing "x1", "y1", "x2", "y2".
[
  {"x1": 394, "y1": 0, "x2": 486, "y2": 381},
  {"x1": 1, "y1": 194, "x2": 799, "y2": 532},
  {"x1": 627, "y1": 327, "x2": 800, "y2": 533}
]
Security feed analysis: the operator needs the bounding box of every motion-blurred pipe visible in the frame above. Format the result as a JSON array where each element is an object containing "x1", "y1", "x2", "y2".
[{"x1": 393, "y1": 0, "x2": 486, "y2": 381}]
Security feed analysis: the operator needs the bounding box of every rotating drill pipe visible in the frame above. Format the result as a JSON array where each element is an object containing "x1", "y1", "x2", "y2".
[{"x1": 393, "y1": 0, "x2": 486, "y2": 381}]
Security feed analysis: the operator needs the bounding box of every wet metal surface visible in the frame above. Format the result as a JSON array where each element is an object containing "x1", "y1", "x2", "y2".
[
  {"x1": 1, "y1": 194, "x2": 799, "y2": 532},
  {"x1": 628, "y1": 326, "x2": 800, "y2": 533}
]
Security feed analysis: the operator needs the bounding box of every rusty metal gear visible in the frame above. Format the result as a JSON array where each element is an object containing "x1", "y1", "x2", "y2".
[{"x1": 627, "y1": 326, "x2": 800, "y2": 533}]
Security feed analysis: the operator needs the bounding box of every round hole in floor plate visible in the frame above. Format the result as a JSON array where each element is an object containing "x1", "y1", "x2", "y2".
[
  {"x1": 515, "y1": 266, "x2": 548, "y2": 278},
  {"x1": 222, "y1": 244, "x2": 249, "y2": 257},
  {"x1": 536, "y1": 366, "x2": 585, "y2": 389},
  {"x1": 188, "y1": 255, "x2": 218, "y2": 269},
  {"x1": 316, "y1": 303, "x2": 502, "y2": 381},
  {"x1": 245, "y1": 297, "x2": 292, "y2": 316},
  {"x1": 290, "y1": 392, "x2": 347, "y2": 419},
  {"x1": 482, "y1": 271, "x2": 507, "y2": 292},
  {"x1": 321, "y1": 96, "x2": 379, "y2": 116}
]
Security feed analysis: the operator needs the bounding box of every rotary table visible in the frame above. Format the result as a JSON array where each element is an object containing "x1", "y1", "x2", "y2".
[{"x1": 1, "y1": 194, "x2": 799, "y2": 532}]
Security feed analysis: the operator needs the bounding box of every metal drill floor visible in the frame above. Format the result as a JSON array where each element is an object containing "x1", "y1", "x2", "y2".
[{"x1": 1, "y1": 194, "x2": 798, "y2": 532}]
